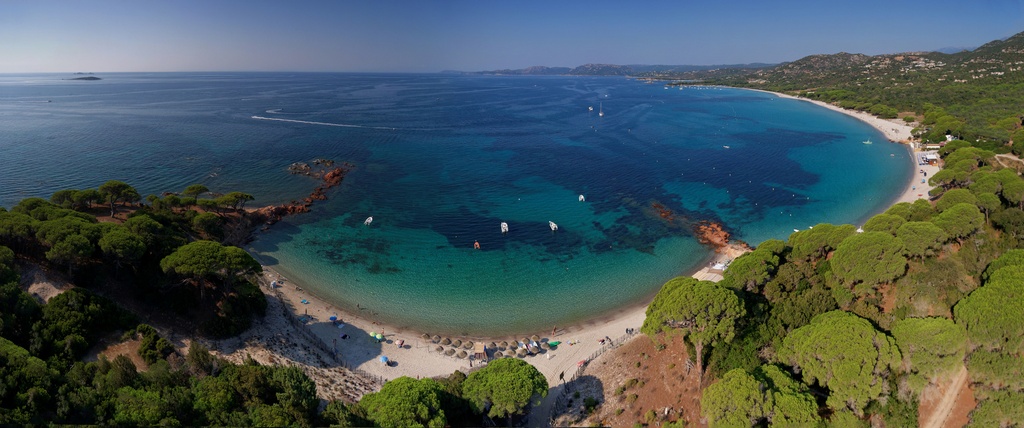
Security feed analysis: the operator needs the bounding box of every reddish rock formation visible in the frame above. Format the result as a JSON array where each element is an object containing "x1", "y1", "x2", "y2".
[
  {"x1": 692, "y1": 220, "x2": 751, "y2": 253},
  {"x1": 651, "y1": 202, "x2": 675, "y2": 222},
  {"x1": 248, "y1": 163, "x2": 352, "y2": 228}
]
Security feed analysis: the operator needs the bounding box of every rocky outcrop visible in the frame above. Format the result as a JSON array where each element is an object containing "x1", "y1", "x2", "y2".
[
  {"x1": 692, "y1": 220, "x2": 751, "y2": 253},
  {"x1": 247, "y1": 162, "x2": 353, "y2": 231}
]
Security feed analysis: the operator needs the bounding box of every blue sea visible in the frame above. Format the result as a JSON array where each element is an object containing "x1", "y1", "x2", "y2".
[{"x1": 0, "y1": 73, "x2": 910, "y2": 335}]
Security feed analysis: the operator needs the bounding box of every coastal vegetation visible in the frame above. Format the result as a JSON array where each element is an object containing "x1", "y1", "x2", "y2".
[
  {"x1": 626, "y1": 143, "x2": 1024, "y2": 426},
  {"x1": 0, "y1": 176, "x2": 554, "y2": 426},
  {"x1": 4, "y1": 30, "x2": 1024, "y2": 426}
]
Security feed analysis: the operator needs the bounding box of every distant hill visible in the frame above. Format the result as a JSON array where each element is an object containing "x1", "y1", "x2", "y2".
[
  {"x1": 685, "y1": 30, "x2": 1024, "y2": 147},
  {"x1": 70, "y1": 76, "x2": 102, "y2": 81},
  {"x1": 455, "y1": 62, "x2": 776, "y2": 77}
]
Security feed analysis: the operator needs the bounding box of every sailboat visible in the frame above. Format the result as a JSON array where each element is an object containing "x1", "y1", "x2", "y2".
[
  {"x1": 598, "y1": 102, "x2": 604, "y2": 117},
  {"x1": 549, "y1": 221, "x2": 558, "y2": 231},
  {"x1": 364, "y1": 216, "x2": 373, "y2": 226},
  {"x1": 500, "y1": 222, "x2": 509, "y2": 235}
]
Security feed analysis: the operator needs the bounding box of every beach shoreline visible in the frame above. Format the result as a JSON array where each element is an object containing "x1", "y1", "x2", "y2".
[{"x1": 221, "y1": 88, "x2": 937, "y2": 393}]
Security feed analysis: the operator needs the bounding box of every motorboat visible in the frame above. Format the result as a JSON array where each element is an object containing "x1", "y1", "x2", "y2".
[
  {"x1": 364, "y1": 216, "x2": 373, "y2": 226},
  {"x1": 549, "y1": 221, "x2": 558, "y2": 231},
  {"x1": 500, "y1": 222, "x2": 509, "y2": 234}
]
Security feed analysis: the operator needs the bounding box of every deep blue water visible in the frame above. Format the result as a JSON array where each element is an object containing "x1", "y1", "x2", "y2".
[{"x1": 0, "y1": 73, "x2": 911, "y2": 335}]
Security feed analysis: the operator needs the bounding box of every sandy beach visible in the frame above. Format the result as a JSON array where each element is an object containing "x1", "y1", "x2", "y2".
[{"x1": 210, "y1": 90, "x2": 937, "y2": 403}]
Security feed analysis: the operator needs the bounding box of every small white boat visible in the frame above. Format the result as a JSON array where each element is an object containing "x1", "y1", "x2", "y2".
[
  {"x1": 500, "y1": 222, "x2": 509, "y2": 234},
  {"x1": 578, "y1": 194, "x2": 585, "y2": 202},
  {"x1": 549, "y1": 221, "x2": 558, "y2": 231},
  {"x1": 723, "y1": 145, "x2": 730, "y2": 149},
  {"x1": 862, "y1": 139, "x2": 873, "y2": 145},
  {"x1": 364, "y1": 216, "x2": 373, "y2": 226},
  {"x1": 588, "y1": 106, "x2": 594, "y2": 112},
  {"x1": 598, "y1": 102, "x2": 604, "y2": 117}
]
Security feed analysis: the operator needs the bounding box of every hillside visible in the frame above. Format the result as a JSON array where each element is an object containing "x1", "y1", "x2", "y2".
[{"x1": 695, "y1": 30, "x2": 1024, "y2": 148}]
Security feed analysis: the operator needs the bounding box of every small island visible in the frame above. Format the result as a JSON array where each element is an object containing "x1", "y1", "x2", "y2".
[{"x1": 70, "y1": 76, "x2": 101, "y2": 80}]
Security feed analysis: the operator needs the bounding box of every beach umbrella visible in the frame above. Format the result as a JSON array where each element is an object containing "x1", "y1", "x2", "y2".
[
  {"x1": 375, "y1": 333, "x2": 383, "y2": 342},
  {"x1": 516, "y1": 349, "x2": 527, "y2": 358},
  {"x1": 441, "y1": 338, "x2": 451, "y2": 346},
  {"x1": 379, "y1": 356, "x2": 389, "y2": 365},
  {"x1": 489, "y1": 341, "x2": 497, "y2": 349},
  {"x1": 431, "y1": 335, "x2": 441, "y2": 343},
  {"x1": 452, "y1": 339, "x2": 462, "y2": 348},
  {"x1": 457, "y1": 350, "x2": 467, "y2": 359},
  {"x1": 445, "y1": 349, "x2": 456, "y2": 356},
  {"x1": 494, "y1": 351, "x2": 503, "y2": 358},
  {"x1": 435, "y1": 346, "x2": 444, "y2": 353},
  {"x1": 499, "y1": 341, "x2": 508, "y2": 350},
  {"x1": 421, "y1": 333, "x2": 431, "y2": 341},
  {"x1": 540, "y1": 342, "x2": 550, "y2": 350},
  {"x1": 521, "y1": 338, "x2": 530, "y2": 346},
  {"x1": 369, "y1": 331, "x2": 377, "y2": 338},
  {"x1": 531, "y1": 334, "x2": 540, "y2": 342},
  {"x1": 329, "y1": 315, "x2": 338, "y2": 321},
  {"x1": 463, "y1": 341, "x2": 474, "y2": 350}
]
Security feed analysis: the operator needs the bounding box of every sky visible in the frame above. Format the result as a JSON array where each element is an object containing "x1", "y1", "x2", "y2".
[{"x1": 2, "y1": 0, "x2": 1023, "y2": 73}]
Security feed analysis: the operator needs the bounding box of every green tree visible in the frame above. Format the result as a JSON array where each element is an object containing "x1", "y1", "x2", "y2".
[
  {"x1": 895, "y1": 221, "x2": 947, "y2": 259},
  {"x1": 830, "y1": 232, "x2": 907, "y2": 296},
  {"x1": 787, "y1": 223, "x2": 856, "y2": 263},
  {"x1": 720, "y1": 248, "x2": 779, "y2": 293},
  {"x1": 993, "y1": 208, "x2": 1024, "y2": 241},
  {"x1": 777, "y1": 311, "x2": 901, "y2": 416},
  {"x1": 192, "y1": 212, "x2": 223, "y2": 239},
  {"x1": 359, "y1": 377, "x2": 447, "y2": 428},
  {"x1": 183, "y1": 184, "x2": 209, "y2": 199},
  {"x1": 161, "y1": 240, "x2": 223, "y2": 299},
  {"x1": 891, "y1": 317, "x2": 967, "y2": 394},
  {"x1": 642, "y1": 277, "x2": 745, "y2": 379},
  {"x1": 272, "y1": 366, "x2": 318, "y2": 422},
  {"x1": 954, "y1": 265, "x2": 1024, "y2": 353},
  {"x1": 462, "y1": 358, "x2": 547, "y2": 420},
  {"x1": 98, "y1": 227, "x2": 145, "y2": 274},
  {"x1": 862, "y1": 213, "x2": 906, "y2": 235},
  {"x1": 981, "y1": 249, "x2": 1024, "y2": 283},
  {"x1": 46, "y1": 234, "x2": 94, "y2": 275},
  {"x1": 967, "y1": 390, "x2": 1024, "y2": 428},
  {"x1": 97, "y1": 180, "x2": 140, "y2": 218},
  {"x1": 701, "y1": 368, "x2": 768, "y2": 427},
  {"x1": 757, "y1": 364, "x2": 820, "y2": 426},
  {"x1": 936, "y1": 188, "x2": 979, "y2": 213},
  {"x1": 933, "y1": 203, "x2": 985, "y2": 245}
]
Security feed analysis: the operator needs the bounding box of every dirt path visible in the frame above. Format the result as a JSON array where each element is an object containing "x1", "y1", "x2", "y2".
[{"x1": 920, "y1": 365, "x2": 968, "y2": 428}]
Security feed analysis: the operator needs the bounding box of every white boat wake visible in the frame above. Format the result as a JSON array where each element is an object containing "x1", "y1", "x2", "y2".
[{"x1": 251, "y1": 115, "x2": 400, "y2": 131}]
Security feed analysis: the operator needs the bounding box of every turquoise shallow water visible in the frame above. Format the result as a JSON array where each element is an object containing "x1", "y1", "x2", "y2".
[{"x1": 0, "y1": 73, "x2": 911, "y2": 336}]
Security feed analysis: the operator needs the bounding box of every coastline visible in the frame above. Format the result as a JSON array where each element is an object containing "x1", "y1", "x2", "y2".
[
  {"x1": 214, "y1": 89, "x2": 937, "y2": 396},
  {"x1": 748, "y1": 88, "x2": 940, "y2": 215}
]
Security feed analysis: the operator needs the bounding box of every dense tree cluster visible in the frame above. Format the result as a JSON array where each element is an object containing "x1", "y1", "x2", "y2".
[{"x1": 650, "y1": 144, "x2": 1024, "y2": 425}]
